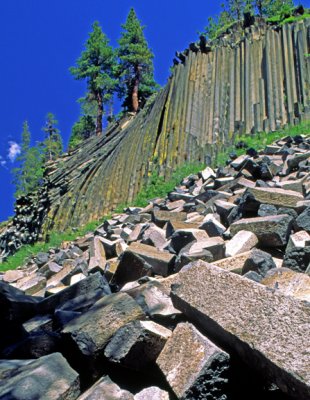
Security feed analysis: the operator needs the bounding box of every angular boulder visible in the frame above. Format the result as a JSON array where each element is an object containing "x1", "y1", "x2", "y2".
[
  {"x1": 0, "y1": 352, "x2": 80, "y2": 400},
  {"x1": 157, "y1": 322, "x2": 229, "y2": 399},
  {"x1": 62, "y1": 292, "x2": 145, "y2": 357},
  {"x1": 230, "y1": 214, "x2": 293, "y2": 247},
  {"x1": 104, "y1": 320, "x2": 171, "y2": 370},
  {"x1": 171, "y1": 261, "x2": 310, "y2": 400},
  {"x1": 225, "y1": 230, "x2": 258, "y2": 258}
]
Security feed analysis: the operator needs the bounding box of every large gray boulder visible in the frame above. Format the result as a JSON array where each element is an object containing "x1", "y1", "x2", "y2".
[
  {"x1": 171, "y1": 261, "x2": 310, "y2": 400},
  {"x1": 62, "y1": 292, "x2": 145, "y2": 357},
  {"x1": 230, "y1": 214, "x2": 293, "y2": 247},
  {"x1": 0, "y1": 352, "x2": 80, "y2": 400}
]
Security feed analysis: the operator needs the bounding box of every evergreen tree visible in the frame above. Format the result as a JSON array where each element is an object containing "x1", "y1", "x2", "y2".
[
  {"x1": 42, "y1": 113, "x2": 63, "y2": 162},
  {"x1": 118, "y1": 8, "x2": 158, "y2": 112},
  {"x1": 12, "y1": 121, "x2": 44, "y2": 198},
  {"x1": 69, "y1": 115, "x2": 96, "y2": 150},
  {"x1": 70, "y1": 21, "x2": 118, "y2": 135},
  {"x1": 228, "y1": 0, "x2": 247, "y2": 19}
]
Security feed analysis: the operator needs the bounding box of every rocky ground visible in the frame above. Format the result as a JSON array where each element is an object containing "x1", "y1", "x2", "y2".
[{"x1": 0, "y1": 134, "x2": 309, "y2": 399}]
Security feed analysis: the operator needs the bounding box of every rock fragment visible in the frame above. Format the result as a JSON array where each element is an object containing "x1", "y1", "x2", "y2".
[
  {"x1": 77, "y1": 375, "x2": 134, "y2": 400},
  {"x1": 230, "y1": 214, "x2": 293, "y2": 247},
  {"x1": 104, "y1": 320, "x2": 171, "y2": 370},
  {"x1": 134, "y1": 387, "x2": 169, "y2": 400},
  {"x1": 242, "y1": 249, "x2": 277, "y2": 277},
  {"x1": 225, "y1": 230, "x2": 258, "y2": 257},
  {"x1": 0, "y1": 352, "x2": 80, "y2": 400},
  {"x1": 62, "y1": 292, "x2": 145, "y2": 357},
  {"x1": 157, "y1": 322, "x2": 229, "y2": 399}
]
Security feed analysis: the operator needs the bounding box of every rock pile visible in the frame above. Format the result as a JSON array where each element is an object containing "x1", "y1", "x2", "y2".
[
  {"x1": 0, "y1": 187, "x2": 49, "y2": 259},
  {"x1": 0, "y1": 135, "x2": 309, "y2": 399}
]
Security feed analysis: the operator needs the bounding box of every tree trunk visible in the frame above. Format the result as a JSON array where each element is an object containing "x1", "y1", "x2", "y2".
[
  {"x1": 131, "y1": 65, "x2": 141, "y2": 113},
  {"x1": 132, "y1": 77, "x2": 139, "y2": 113},
  {"x1": 96, "y1": 92, "x2": 103, "y2": 136}
]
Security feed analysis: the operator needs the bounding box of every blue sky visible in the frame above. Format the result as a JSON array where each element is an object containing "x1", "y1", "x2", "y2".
[{"x1": 0, "y1": 0, "x2": 308, "y2": 221}]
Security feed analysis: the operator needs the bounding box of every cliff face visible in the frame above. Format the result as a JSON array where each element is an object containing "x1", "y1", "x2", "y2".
[{"x1": 1, "y1": 18, "x2": 310, "y2": 257}]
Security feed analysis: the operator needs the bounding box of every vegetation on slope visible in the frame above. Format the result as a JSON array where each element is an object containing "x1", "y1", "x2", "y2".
[
  {"x1": 1, "y1": 120, "x2": 309, "y2": 272},
  {"x1": 203, "y1": 0, "x2": 308, "y2": 41}
]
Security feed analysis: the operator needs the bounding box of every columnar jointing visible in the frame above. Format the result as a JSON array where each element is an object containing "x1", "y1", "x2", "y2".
[{"x1": 0, "y1": 19, "x2": 309, "y2": 255}]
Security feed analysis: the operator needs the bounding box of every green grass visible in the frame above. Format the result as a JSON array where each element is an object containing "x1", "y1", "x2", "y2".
[
  {"x1": 267, "y1": 12, "x2": 310, "y2": 25},
  {"x1": 133, "y1": 163, "x2": 204, "y2": 208},
  {"x1": 213, "y1": 120, "x2": 310, "y2": 168}
]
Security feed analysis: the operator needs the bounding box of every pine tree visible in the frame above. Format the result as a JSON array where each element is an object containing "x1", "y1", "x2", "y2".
[
  {"x1": 70, "y1": 21, "x2": 118, "y2": 135},
  {"x1": 12, "y1": 121, "x2": 44, "y2": 198},
  {"x1": 118, "y1": 8, "x2": 158, "y2": 112},
  {"x1": 69, "y1": 115, "x2": 96, "y2": 150},
  {"x1": 42, "y1": 113, "x2": 63, "y2": 162}
]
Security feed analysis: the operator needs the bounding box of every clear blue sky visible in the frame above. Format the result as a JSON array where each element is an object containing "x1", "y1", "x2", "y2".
[{"x1": 0, "y1": 0, "x2": 307, "y2": 221}]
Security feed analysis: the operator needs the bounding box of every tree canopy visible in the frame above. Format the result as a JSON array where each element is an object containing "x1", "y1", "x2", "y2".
[
  {"x1": 70, "y1": 21, "x2": 118, "y2": 136},
  {"x1": 117, "y1": 8, "x2": 158, "y2": 112},
  {"x1": 12, "y1": 121, "x2": 44, "y2": 198},
  {"x1": 42, "y1": 112, "x2": 63, "y2": 162},
  {"x1": 204, "y1": 0, "x2": 295, "y2": 40}
]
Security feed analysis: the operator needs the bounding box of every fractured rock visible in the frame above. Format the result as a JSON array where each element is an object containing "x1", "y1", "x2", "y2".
[
  {"x1": 142, "y1": 225, "x2": 167, "y2": 250},
  {"x1": 230, "y1": 214, "x2": 293, "y2": 247},
  {"x1": 39, "y1": 271, "x2": 111, "y2": 313},
  {"x1": 286, "y1": 230, "x2": 310, "y2": 251},
  {"x1": 181, "y1": 237, "x2": 225, "y2": 261},
  {"x1": 88, "y1": 236, "x2": 107, "y2": 270},
  {"x1": 127, "y1": 280, "x2": 181, "y2": 319},
  {"x1": 170, "y1": 229, "x2": 209, "y2": 254},
  {"x1": 225, "y1": 230, "x2": 258, "y2": 257},
  {"x1": 213, "y1": 251, "x2": 252, "y2": 273},
  {"x1": 199, "y1": 214, "x2": 226, "y2": 237},
  {"x1": 242, "y1": 249, "x2": 276, "y2": 277},
  {"x1": 39, "y1": 261, "x2": 62, "y2": 279},
  {"x1": 261, "y1": 268, "x2": 310, "y2": 302},
  {"x1": 246, "y1": 187, "x2": 303, "y2": 208},
  {"x1": 2, "y1": 270, "x2": 24, "y2": 284},
  {"x1": 77, "y1": 375, "x2": 133, "y2": 400},
  {"x1": 124, "y1": 242, "x2": 175, "y2": 277},
  {"x1": 157, "y1": 322, "x2": 229, "y2": 399},
  {"x1": 0, "y1": 281, "x2": 39, "y2": 324},
  {"x1": 171, "y1": 261, "x2": 310, "y2": 400},
  {"x1": 294, "y1": 206, "x2": 310, "y2": 232},
  {"x1": 283, "y1": 246, "x2": 310, "y2": 273},
  {"x1": 104, "y1": 320, "x2": 171, "y2": 370},
  {"x1": 62, "y1": 292, "x2": 145, "y2": 357},
  {"x1": 152, "y1": 209, "x2": 187, "y2": 228},
  {"x1": 113, "y1": 250, "x2": 153, "y2": 287},
  {"x1": 0, "y1": 352, "x2": 80, "y2": 400},
  {"x1": 17, "y1": 275, "x2": 46, "y2": 296},
  {"x1": 134, "y1": 387, "x2": 169, "y2": 400}
]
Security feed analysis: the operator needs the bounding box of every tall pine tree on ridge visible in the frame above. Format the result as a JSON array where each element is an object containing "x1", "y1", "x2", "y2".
[
  {"x1": 70, "y1": 21, "x2": 118, "y2": 136},
  {"x1": 118, "y1": 8, "x2": 158, "y2": 113}
]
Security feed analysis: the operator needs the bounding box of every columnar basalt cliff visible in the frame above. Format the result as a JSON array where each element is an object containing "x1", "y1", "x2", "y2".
[{"x1": 1, "y1": 18, "x2": 310, "y2": 257}]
